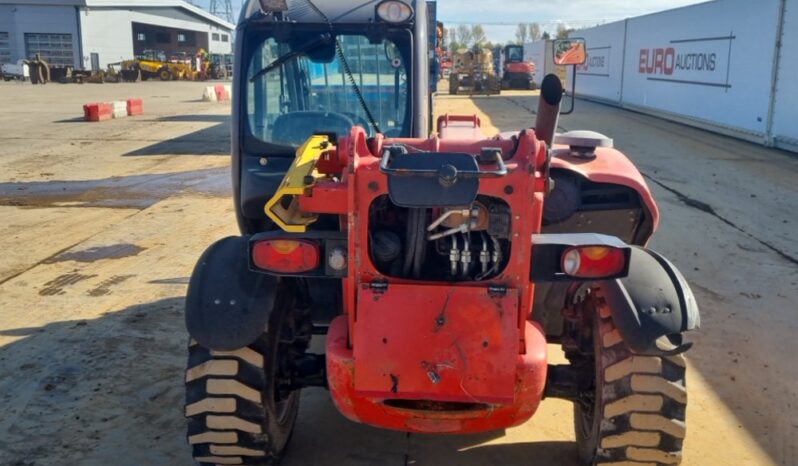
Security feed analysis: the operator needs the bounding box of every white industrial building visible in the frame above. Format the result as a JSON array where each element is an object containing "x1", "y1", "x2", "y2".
[{"x1": 0, "y1": 0, "x2": 234, "y2": 70}]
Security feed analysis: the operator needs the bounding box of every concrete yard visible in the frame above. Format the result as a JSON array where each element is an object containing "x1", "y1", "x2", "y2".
[{"x1": 0, "y1": 80, "x2": 795, "y2": 466}]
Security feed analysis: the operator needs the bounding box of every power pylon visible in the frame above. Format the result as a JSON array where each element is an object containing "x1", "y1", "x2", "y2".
[{"x1": 210, "y1": 0, "x2": 234, "y2": 24}]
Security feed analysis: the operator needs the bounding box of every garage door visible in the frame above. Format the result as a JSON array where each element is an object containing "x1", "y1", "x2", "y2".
[
  {"x1": 0, "y1": 32, "x2": 10, "y2": 64},
  {"x1": 24, "y1": 33, "x2": 74, "y2": 66}
]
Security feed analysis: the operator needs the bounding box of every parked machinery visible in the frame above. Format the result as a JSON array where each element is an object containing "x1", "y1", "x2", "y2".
[
  {"x1": 500, "y1": 44, "x2": 537, "y2": 90},
  {"x1": 1, "y1": 59, "x2": 29, "y2": 81},
  {"x1": 122, "y1": 50, "x2": 192, "y2": 81},
  {"x1": 449, "y1": 46, "x2": 501, "y2": 95},
  {"x1": 26, "y1": 53, "x2": 50, "y2": 84}
]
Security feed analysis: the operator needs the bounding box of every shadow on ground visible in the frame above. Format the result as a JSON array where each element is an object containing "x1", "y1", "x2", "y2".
[
  {"x1": 124, "y1": 116, "x2": 231, "y2": 156},
  {"x1": 154, "y1": 115, "x2": 230, "y2": 123},
  {"x1": 0, "y1": 293, "x2": 582, "y2": 466},
  {"x1": 0, "y1": 297, "x2": 191, "y2": 466},
  {"x1": 471, "y1": 92, "x2": 797, "y2": 465},
  {"x1": 467, "y1": 93, "x2": 573, "y2": 134}
]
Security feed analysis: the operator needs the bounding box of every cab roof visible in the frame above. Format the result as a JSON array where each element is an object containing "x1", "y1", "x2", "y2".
[{"x1": 240, "y1": 0, "x2": 419, "y2": 25}]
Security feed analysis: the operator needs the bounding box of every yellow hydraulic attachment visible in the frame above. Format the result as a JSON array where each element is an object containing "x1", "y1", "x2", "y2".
[{"x1": 264, "y1": 135, "x2": 333, "y2": 233}]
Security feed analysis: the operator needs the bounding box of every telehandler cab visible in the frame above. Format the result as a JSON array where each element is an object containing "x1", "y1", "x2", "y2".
[{"x1": 184, "y1": 2, "x2": 699, "y2": 464}]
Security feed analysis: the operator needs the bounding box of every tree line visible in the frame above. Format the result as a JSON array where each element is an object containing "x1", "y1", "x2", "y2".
[{"x1": 446, "y1": 23, "x2": 576, "y2": 51}]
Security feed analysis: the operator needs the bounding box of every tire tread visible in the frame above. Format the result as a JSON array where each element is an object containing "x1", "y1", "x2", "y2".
[{"x1": 583, "y1": 296, "x2": 688, "y2": 466}]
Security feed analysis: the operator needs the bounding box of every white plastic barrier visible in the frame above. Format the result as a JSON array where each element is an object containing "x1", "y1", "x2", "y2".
[
  {"x1": 202, "y1": 86, "x2": 217, "y2": 102},
  {"x1": 111, "y1": 100, "x2": 127, "y2": 119},
  {"x1": 771, "y1": 0, "x2": 798, "y2": 151},
  {"x1": 574, "y1": 22, "x2": 626, "y2": 103}
]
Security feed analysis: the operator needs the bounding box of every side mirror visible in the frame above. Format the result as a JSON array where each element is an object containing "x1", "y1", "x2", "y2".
[
  {"x1": 553, "y1": 38, "x2": 587, "y2": 66},
  {"x1": 259, "y1": 0, "x2": 288, "y2": 12}
]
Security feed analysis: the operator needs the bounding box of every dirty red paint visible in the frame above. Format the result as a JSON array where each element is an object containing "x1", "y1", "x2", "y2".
[
  {"x1": 550, "y1": 145, "x2": 660, "y2": 234},
  {"x1": 327, "y1": 317, "x2": 548, "y2": 434},
  {"x1": 301, "y1": 126, "x2": 552, "y2": 433},
  {"x1": 353, "y1": 284, "x2": 520, "y2": 403}
]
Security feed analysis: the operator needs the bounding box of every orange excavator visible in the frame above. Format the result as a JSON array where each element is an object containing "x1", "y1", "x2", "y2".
[{"x1": 500, "y1": 44, "x2": 537, "y2": 90}]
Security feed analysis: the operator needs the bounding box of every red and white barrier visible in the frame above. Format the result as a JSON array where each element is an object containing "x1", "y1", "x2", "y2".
[
  {"x1": 83, "y1": 98, "x2": 144, "y2": 122},
  {"x1": 83, "y1": 102, "x2": 113, "y2": 122},
  {"x1": 203, "y1": 85, "x2": 231, "y2": 102},
  {"x1": 214, "y1": 84, "x2": 229, "y2": 102},
  {"x1": 111, "y1": 101, "x2": 127, "y2": 119},
  {"x1": 202, "y1": 86, "x2": 217, "y2": 102},
  {"x1": 126, "y1": 98, "x2": 143, "y2": 116}
]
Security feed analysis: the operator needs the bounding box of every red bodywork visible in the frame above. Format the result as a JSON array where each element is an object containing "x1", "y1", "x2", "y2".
[
  {"x1": 550, "y1": 146, "x2": 660, "y2": 235},
  {"x1": 505, "y1": 62, "x2": 535, "y2": 74},
  {"x1": 297, "y1": 120, "x2": 658, "y2": 434}
]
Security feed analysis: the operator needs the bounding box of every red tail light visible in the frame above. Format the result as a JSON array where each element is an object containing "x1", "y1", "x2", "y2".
[
  {"x1": 561, "y1": 246, "x2": 626, "y2": 278},
  {"x1": 252, "y1": 239, "x2": 320, "y2": 273}
]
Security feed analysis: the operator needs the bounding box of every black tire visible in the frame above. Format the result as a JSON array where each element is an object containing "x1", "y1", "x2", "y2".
[
  {"x1": 30, "y1": 63, "x2": 43, "y2": 84},
  {"x1": 449, "y1": 73, "x2": 459, "y2": 95},
  {"x1": 41, "y1": 63, "x2": 50, "y2": 83},
  {"x1": 185, "y1": 285, "x2": 311, "y2": 465},
  {"x1": 159, "y1": 68, "x2": 172, "y2": 81},
  {"x1": 489, "y1": 77, "x2": 502, "y2": 95},
  {"x1": 575, "y1": 295, "x2": 687, "y2": 466}
]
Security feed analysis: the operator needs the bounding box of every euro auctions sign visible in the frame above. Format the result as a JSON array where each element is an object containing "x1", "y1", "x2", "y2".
[
  {"x1": 638, "y1": 34, "x2": 735, "y2": 89},
  {"x1": 577, "y1": 47, "x2": 612, "y2": 77}
]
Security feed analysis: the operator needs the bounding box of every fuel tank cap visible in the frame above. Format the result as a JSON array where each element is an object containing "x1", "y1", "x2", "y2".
[{"x1": 554, "y1": 130, "x2": 613, "y2": 158}]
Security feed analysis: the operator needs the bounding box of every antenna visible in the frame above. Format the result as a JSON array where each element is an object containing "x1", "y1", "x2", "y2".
[{"x1": 209, "y1": 0, "x2": 235, "y2": 24}]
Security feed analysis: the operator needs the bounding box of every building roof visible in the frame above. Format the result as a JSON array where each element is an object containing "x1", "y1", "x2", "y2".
[{"x1": 0, "y1": 0, "x2": 235, "y2": 30}]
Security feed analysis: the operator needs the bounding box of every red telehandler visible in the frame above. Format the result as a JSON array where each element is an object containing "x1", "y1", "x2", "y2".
[{"x1": 183, "y1": 1, "x2": 699, "y2": 464}]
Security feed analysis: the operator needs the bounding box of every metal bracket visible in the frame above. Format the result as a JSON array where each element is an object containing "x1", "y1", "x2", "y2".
[
  {"x1": 263, "y1": 134, "x2": 332, "y2": 232},
  {"x1": 370, "y1": 281, "x2": 389, "y2": 293}
]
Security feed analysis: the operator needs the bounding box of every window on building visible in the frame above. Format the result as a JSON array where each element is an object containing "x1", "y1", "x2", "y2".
[
  {"x1": 221, "y1": 34, "x2": 229, "y2": 42},
  {"x1": 137, "y1": 33, "x2": 146, "y2": 42},
  {"x1": 0, "y1": 32, "x2": 10, "y2": 64},
  {"x1": 212, "y1": 33, "x2": 220, "y2": 41},
  {"x1": 156, "y1": 32, "x2": 170, "y2": 44},
  {"x1": 176, "y1": 31, "x2": 196, "y2": 46},
  {"x1": 24, "y1": 33, "x2": 74, "y2": 66}
]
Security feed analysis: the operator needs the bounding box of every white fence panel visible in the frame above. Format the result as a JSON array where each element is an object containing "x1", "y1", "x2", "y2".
[
  {"x1": 771, "y1": 0, "x2": 798, "y2": 151},
  {"x1": 574, "y1": 21, "x2": 627, "y2": 103},
  {"x1": 621, "y1": 0, "x2": 781, "y2": 137},
  {"x1": 524, "y1": 39, "x2": 568, "y2": 88},
  {"x1": 523, "y1": 40, "x2": 548, "y2": 88}
]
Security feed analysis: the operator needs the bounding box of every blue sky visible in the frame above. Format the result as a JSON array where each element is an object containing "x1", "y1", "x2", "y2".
[
  {"x1": 438, "y1": 0, "x2": 709, "y2": 43},
  {"x1": 197, "y1": 0, "x2": 708, "y2": 43}
]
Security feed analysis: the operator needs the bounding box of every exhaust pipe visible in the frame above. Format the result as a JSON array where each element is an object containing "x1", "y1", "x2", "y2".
[{"x1": 534, "y1": 74, "x2": 564, "y2": 146}]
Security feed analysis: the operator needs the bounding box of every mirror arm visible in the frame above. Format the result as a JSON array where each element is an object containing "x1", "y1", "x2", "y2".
[{"x1": 561, "y1": 66, "x2": 577, "y2": 115}]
